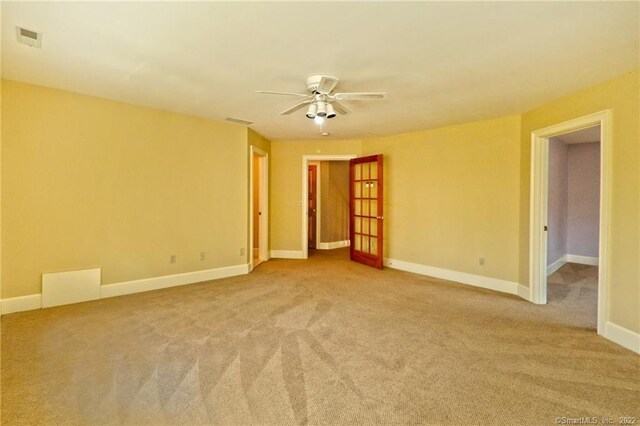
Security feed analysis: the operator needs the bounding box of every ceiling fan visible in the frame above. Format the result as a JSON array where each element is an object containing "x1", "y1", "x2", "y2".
[{"x1": 257, "y1": 75, "x2": 388, "y2": 119}]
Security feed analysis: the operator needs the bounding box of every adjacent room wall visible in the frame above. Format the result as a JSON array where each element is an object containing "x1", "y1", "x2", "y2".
[
  {"x1": 319, "y1": 161, "x2": 349, "y2": 244},
  {"x1": 547, "y1": 138, "x2": 568, "y2": 267},
  {"x1": 2, "y1": 80, "x2": 250, "y2": 299},
  {"x1": 567, "y1": 142, "x2": 600, "y2": 258},
  {"x1": 520, "y1": 70, "x2": 639, "y2": 333}
]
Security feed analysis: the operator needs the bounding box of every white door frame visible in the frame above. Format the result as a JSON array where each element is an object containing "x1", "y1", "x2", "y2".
[
  {"x1": 250, "y1": 146, "x2": 269, "y2": 271},
  {"x1": 301, "y1": 155, "x2": 357, "y2": 259},
  {"x1": 529, "y1": 110, "x2": 611, "y2": 335}
]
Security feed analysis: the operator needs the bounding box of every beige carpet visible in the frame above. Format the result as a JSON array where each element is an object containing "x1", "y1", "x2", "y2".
[{"x1": 1, "y1": 249, "x2": 638, "y2": 425}]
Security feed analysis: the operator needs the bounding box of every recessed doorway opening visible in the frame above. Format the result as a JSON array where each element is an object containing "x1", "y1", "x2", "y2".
[
  {"x1": 250, "y1": 146, "x2": 269, "y2": 271},
  {"x1": 306, "y1": 160, "x2": 351, "y2": 256},
  {"x1": 301, "y1": 155, "x2": 356, "y2": 259},
  {"x1": 529, "y1": 110, "x2": 611, "y2": 335},
  {"x1": 546, "y1": 125, "x2": 601, "y2": 329}
]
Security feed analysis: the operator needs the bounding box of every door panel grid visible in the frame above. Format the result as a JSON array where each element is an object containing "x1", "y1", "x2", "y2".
[{"x1": 350, "y1": 155, "x2": 383, "y2": 269}]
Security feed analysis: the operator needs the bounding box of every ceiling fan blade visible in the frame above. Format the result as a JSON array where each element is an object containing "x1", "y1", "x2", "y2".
[
  {"x1": 333, "y1": 92, "x2": 388, "y2": 101},
  {"x1": 330, "y1": 100, "x2": 350, "y2": 115},
  {"x1": 280, "y1": 100, "x2": 313, "y2": 115},
  {"x1": 256, "y1": 90, "x2": 310, "y2": 97}
]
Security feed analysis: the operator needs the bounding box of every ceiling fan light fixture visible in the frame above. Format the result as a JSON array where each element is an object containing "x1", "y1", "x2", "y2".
[
  {"x1": 316, "y1": 101, "x2": 327, "y2": 118},
  {"x1": 314, "y1": 116, "x2": 324, "y2": 125},
  {"x1": 326, "y1": 103, "x2": 336, "y2": 119},
  {"x1": 306, "y1": 103, "x2": 317, "y2": 119}
]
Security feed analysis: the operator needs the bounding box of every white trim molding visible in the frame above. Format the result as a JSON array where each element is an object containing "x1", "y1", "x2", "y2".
[
  {"x1": 604, "y1": 322, "x2": 640, "y2": 354},
  {"x1": 317, "y1": 240, "x2": 350, "y2": 250},
  {"x1": 517, "y1": 284, "x2": 530, "y2": 301},
  {"x1": 1, "y1": 264, "x2": 249, "y2": 315},
  {"x1": 547, "y1": 256, "x2": 567, "y2": 276},
  {"x1": 101, "y1": 264, "x2": 249, "y2": 299},
  {"x1": 0, "y1": 294, "x2": 42, "y2": 315},
  {"x1": 529, "y1": 110, "x2": 611, "y2": 336},
  {"x1": 270, "y1": 250, "x2": 304, "y2": 259},
  {"x1": 547, "y1": 254, "x2": 599, "y2": 276},
  {"x1": 566, "y1": 254, "x2": 598, "y2": 266},
  {"x1": 384, "y1": 258, "x2": 524, "y2": 299}
]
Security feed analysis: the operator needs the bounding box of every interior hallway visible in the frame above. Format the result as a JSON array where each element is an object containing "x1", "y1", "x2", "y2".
[{"x1": 2, "y1": 249, "x2": 638, "y2": 425}]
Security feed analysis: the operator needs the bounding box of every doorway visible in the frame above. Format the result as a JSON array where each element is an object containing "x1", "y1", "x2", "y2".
[
  {"x1": 301, "y1": 155, "x2": 356, "y2": 259},
  {"x1": 529, "y1": 110, "x2": 611, "y2": 335},
  {"x1": 250, "y1": 146, "x2": 269, "y2": 270},
  {"x1": 308, "y1": 164, "x2": 318, "y2": 249},
  {"x1": 546, "y1": 126, "x2": 601, "y2": 327}
]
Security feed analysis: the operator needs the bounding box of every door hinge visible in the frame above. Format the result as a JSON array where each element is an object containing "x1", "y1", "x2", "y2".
[{"x1": 544, "y1": 226, "x2": 548, "y2": 231}]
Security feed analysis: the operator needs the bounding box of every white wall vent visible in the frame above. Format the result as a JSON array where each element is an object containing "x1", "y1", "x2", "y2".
[
  {"x1": 42, "y1": 268, "x2": 101, "y2": 308},
  {"x1": 16, "y1": 26, "x2": 42, "y2": 48},
  {"x1": 225, "y1": 117, "x2": 254, "y2": 126}
]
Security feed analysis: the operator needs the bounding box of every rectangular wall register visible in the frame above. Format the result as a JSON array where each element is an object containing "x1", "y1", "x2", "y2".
[{"x1": 42, "y1": 268, "x2": 101, "y2": 308}]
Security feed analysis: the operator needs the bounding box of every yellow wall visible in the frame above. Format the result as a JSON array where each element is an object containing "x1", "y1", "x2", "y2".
[
  {"x1": 248, "y1": 128, "x2": 271, "y2": 155},
  {"x1": 2, "y1": 71, "x2": 637, "y2": 334},
  {"x1": 363, "y1": 115, "x2": 522, "y2": 282},
  {"x1": 2, "y1": 80, "x2": 249, "y2": 298},
  {"x1": 270, "y1": 140, "x2": 361, "y2": 251},
  {"x1": 519, "y1": 70, "x2": 639, "y2": 332}
]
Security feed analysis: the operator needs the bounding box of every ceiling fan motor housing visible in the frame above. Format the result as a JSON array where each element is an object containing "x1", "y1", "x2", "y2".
[{"x1": 306, "y1": 75, "x2": 339, "y2": 94}]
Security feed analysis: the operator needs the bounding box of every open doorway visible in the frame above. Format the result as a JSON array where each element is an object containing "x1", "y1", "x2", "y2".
[
  {"x1": 307, "y1": 160, "x2": 351, "y2": 257},
  {"x1": 530, "y1": 110, "x2": 611, "y2": 335},
  {"x1": 250, "y1": 146, "x2": 269, "y2": 270},
  {"x1": 301, "y1": 155, "x2": 356, "y2": 259},
  {"x1": 546, "y1": 126, "x2": 601, "y2": 328}
]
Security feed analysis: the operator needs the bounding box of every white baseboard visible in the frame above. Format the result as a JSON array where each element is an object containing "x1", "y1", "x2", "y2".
[
  {"x1": 101, "y1": 264, "x2": 249, "y2": 299},
  {"x1": 270, "y1": 250, "x2": 304, "y2": 259},
  {"x1": 547, "y1": 254, "x2": 599, "y2": 275},
  {"x1": 384, "y1": 258, "x2": 520, "y2": 297},
  {"x1": 317, "y1": 240, "x2": 350, "y2": 250},
  {"x1": 566, "y1": 254, "x2": 599, "y2": 266},
  {"x1": 1, "y1": 264, "x2": 250, "y2": 315},
  {"x1": 604, "y1": 321, "x2": 640, "y2": 354},
  {"x1": 517, "y1": 284, "x2": 530, "y2": 301},
  {"x1": 1, "y1": 294, "x2": 43, "y2": 315},
  {"x1": 547, "y1": 256, "x2": 567, "y2": 276}
]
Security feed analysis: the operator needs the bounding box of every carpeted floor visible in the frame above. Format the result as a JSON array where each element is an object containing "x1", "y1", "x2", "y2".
[{"x1": 1, "y1": 249, "x2": 638, "y2": 425}]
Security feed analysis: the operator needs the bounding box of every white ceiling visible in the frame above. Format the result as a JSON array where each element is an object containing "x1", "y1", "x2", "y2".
[
  {"x1": 2, "y1": 2, "x2": 638, "y2": 140},
  {"x1": 554, "y1": 125, "x2": 601, "y2": 145}
]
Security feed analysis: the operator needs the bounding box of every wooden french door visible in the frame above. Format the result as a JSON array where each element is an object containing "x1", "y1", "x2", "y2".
[
  {"x1": 308, "y1": 165, "x2": 318, "y2": 249},
  {"x1": 350, "y1": 155, "x2": 383, "y2": 269}
]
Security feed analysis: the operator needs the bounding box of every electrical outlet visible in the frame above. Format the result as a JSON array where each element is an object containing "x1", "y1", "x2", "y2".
[
  {"x1": 170, "y1": 255, "x2": 176, "y2": 264},
  {"x1": 479, "y1": 257, "x2": 485, "y2": 266},
  {"x1": 200, "y1": 251, "x2": 206, "y2": 261},
  {"x1": 240, "y1": 248, "x2": 246, "y2": 256}
]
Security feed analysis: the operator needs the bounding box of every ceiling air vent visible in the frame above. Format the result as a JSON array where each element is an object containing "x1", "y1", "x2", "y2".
[
  {"x1": 16, "y1": 26, "x2": 42, "y2": 48},
  {"x1": 225, "y1": 117, "x2": 254, "y2": 126}
]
